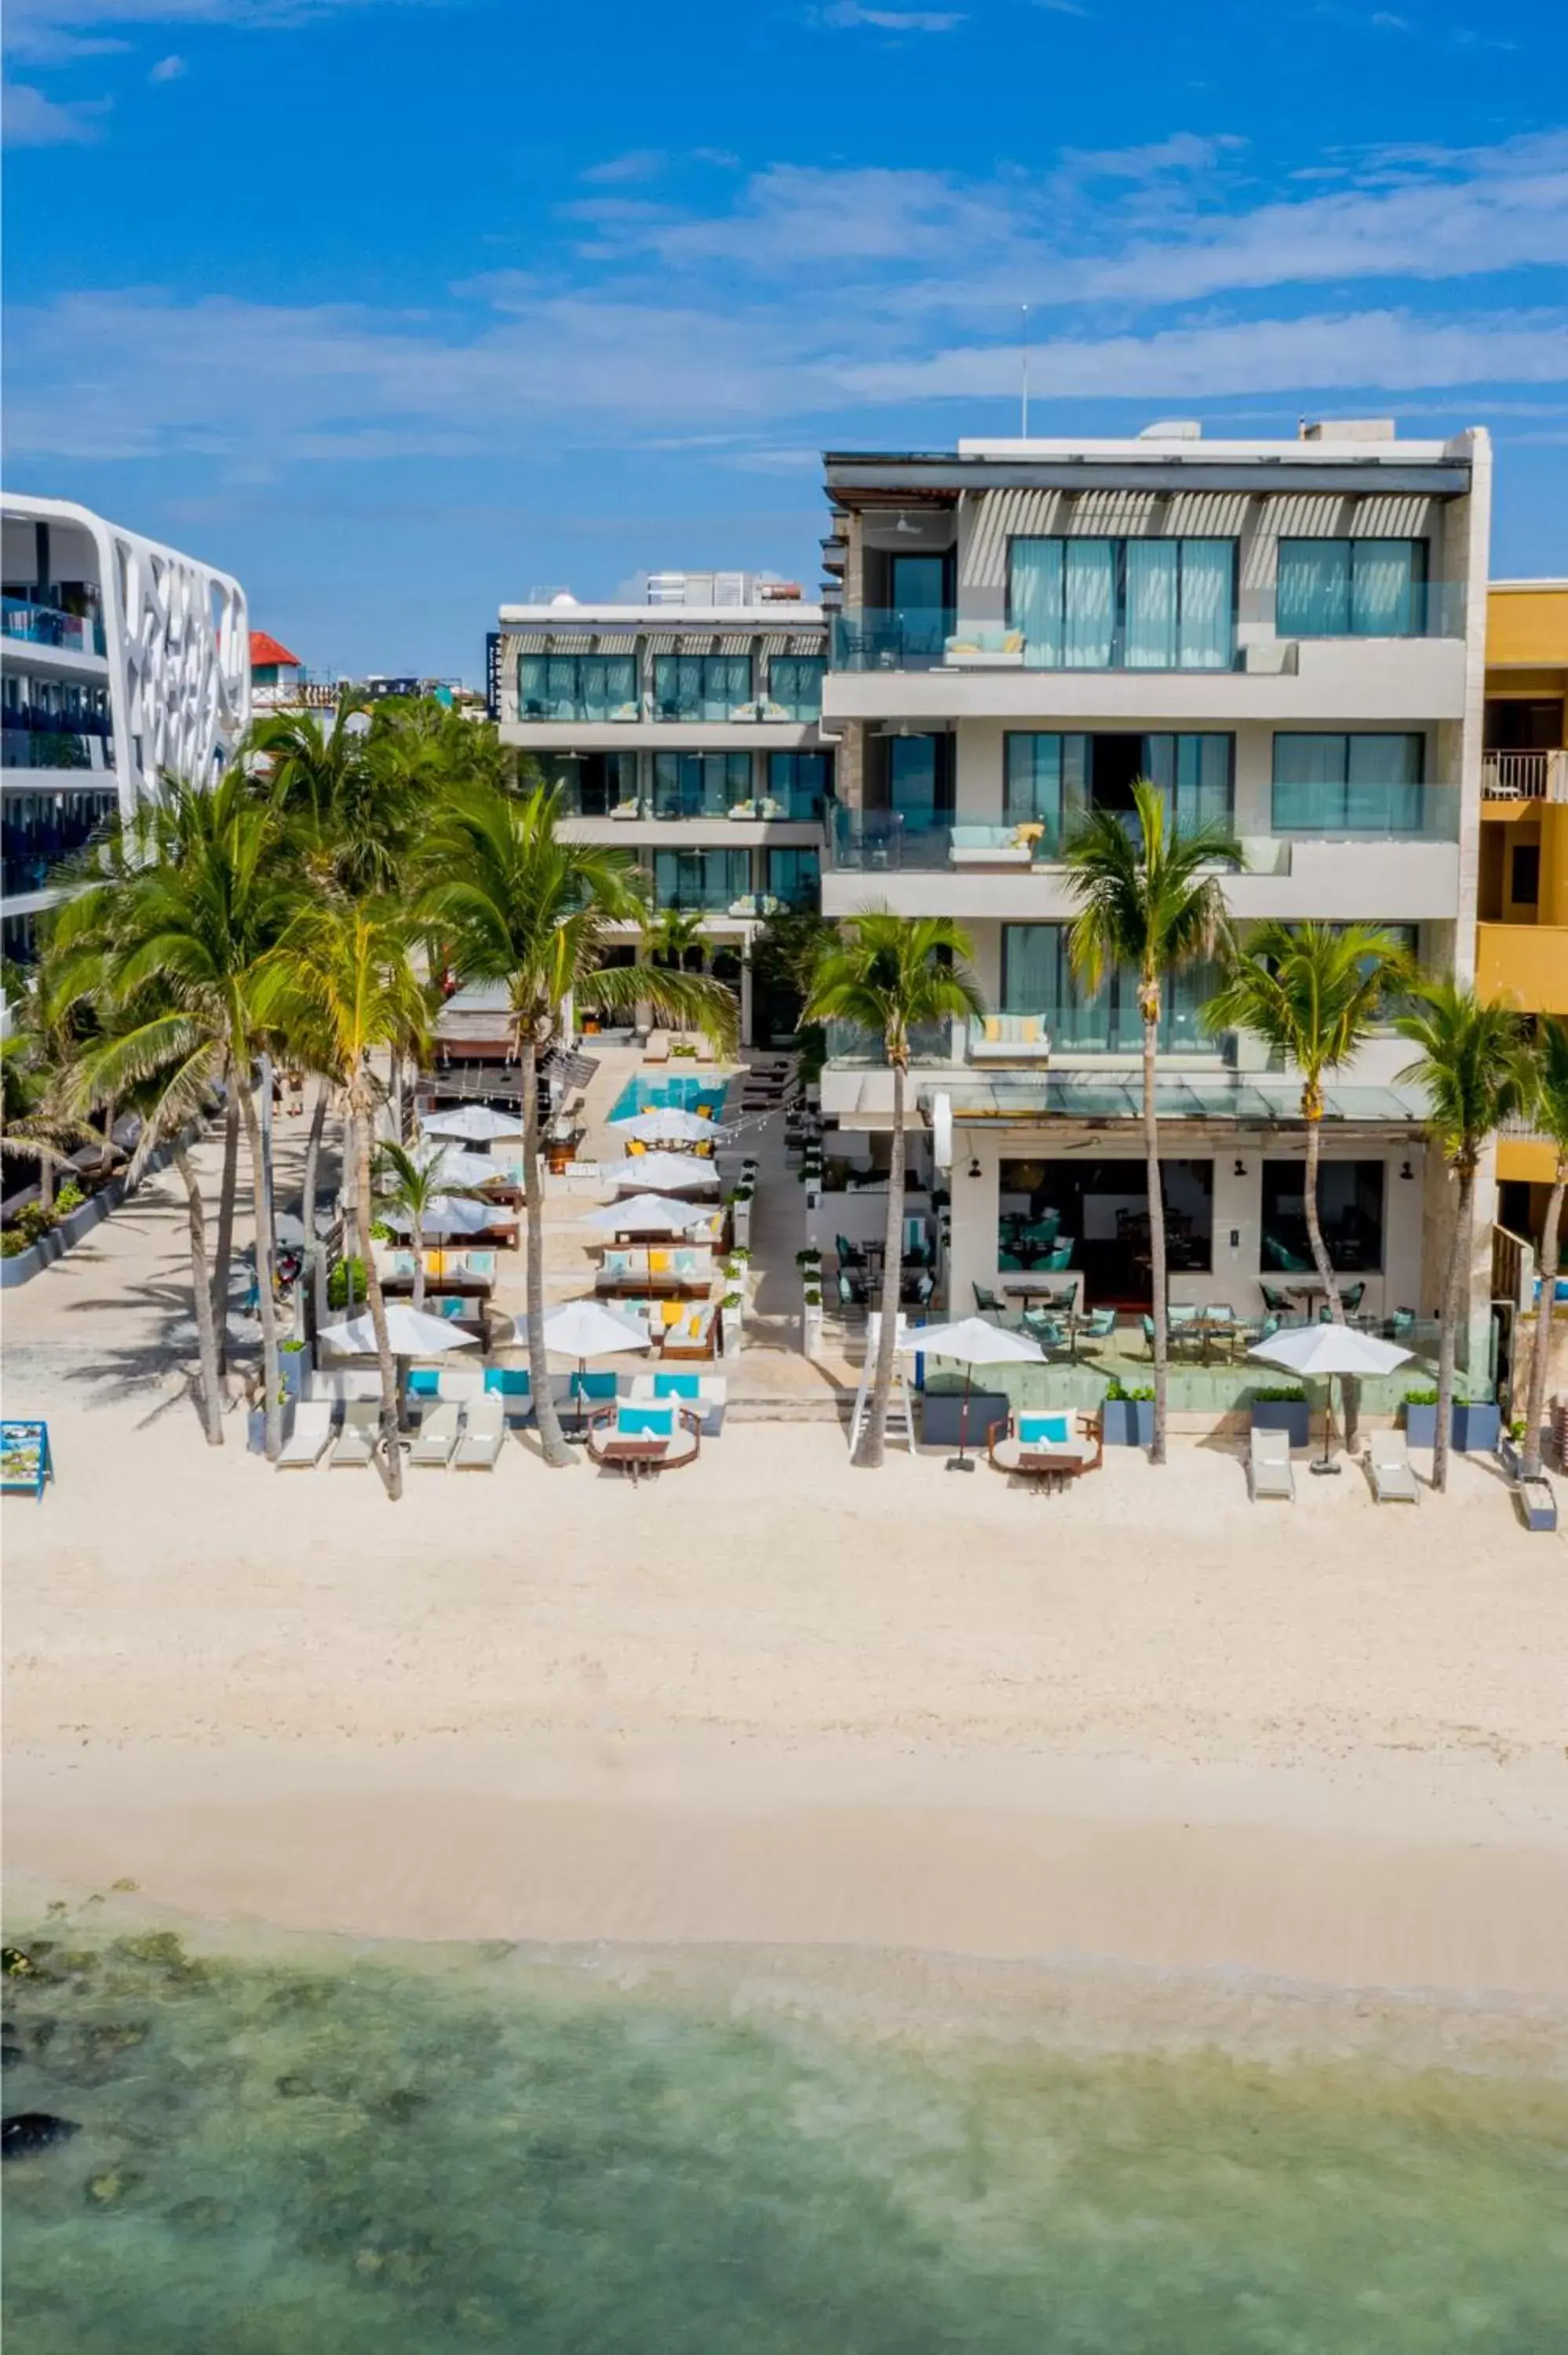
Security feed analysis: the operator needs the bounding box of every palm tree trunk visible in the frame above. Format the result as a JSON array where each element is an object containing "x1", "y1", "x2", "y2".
[
  {"x1": 412, "y1": 1212, "x2": 426, "y2": 1313},
  {"x1": 522, "y1": 1029, "x2": 573, "y2": 1466},
  {"x1": 355, "y1": 1093, "x2": 403, "y2": 1502},
  {"x1": 1521, "y1": 1169, "x2": 1565, "y2": 1481},
  {"x1": 1143, "y1": 1007, "x2": 1169, "y2": 1466},
  {"x1": 1433, "y1": 1162, "x2": 1475, "y2": 1496},
  {"x1": 300, "y1": 1079, "x2": 329, "y2": 1338},
  {"x1": 38, "y1": 1148, "x2": 55, "y2": 1214},
  {"x1": 1301, "y1": 1108, "x2": 1357, "y2": 1450},
  {"x1": 238, "y1": 1075, "x2": 283, "y2": 1462},
  {"x1": 855, "y1": 1053, "x2": 907, "y2": 1469},
  {"x1": 174, "y1": 1142, "x2": 224, "y2": 1448},
  {"x1": 341, "y1": 1106, "x2": 359, "y2": 1309},
  {"x1": 211, "y1": 1086, "x2": 241, "y2": 1376}
]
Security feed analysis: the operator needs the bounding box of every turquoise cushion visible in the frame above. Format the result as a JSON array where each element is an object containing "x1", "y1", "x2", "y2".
[
  {"x1": 1019, "y1": 1411, "x2": 1070, "y2": 1447},
  {"x1": 485, "y1": 1367, "x2": 531, "y2": 1397},
  {"x1": 653, "y1": 1373, "x2": 699, "y2": 1398},
  {"x1": 407, "y1": 1369, "x2": 440, "y2": 1398},
  {"x1": 571, "y1": 1371, "x2": 618, "y2": 1401},
  {"x1": 618, "y1": 1405, "x2": 673, "y2": 1437}
]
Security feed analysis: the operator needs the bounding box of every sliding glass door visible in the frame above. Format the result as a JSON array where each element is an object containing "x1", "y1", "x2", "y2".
[{"x1": 1008, "y1": 539, "x2": 1236, "y2": 670}]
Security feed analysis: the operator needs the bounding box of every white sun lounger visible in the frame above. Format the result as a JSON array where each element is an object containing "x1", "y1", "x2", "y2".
[
  {"x1": 330, "y1": 1400, "x2": 382, "y2": 1468},
  {"x1": 644, "y1": 1029, "x2": 671, "y2": 1064},
  {"x1": 1248, "y1": 1426, "x2": 1295, "y2": 1502},
  {"x1": 276, "y1": 1401, "x2": 334, "y2": 1469},
  {"x1": 410, "y1": 1400, "x2": 461, "y2": 1468},
  {"x1": 1366, "y1": 1432, "x2": 1420, "y2": 1503},
  {"x1": 453, "y1": 1393, "x2": 505, "y2": 1470}
]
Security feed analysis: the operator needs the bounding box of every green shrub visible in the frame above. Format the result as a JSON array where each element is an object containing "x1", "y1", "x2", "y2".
[
  {"x1": 1253, "y1": 1385, "x2": 1306, "y2": 1404},
  {"x1": 1104, "y1": 1378, "x2": 1154, "y2": 1403},
  {"x1": 1, "y1": 1230, "x2": 28, "y2": 1258},
  {"x1": 327, "y1": 1255, "x2": 367, "y2": 1309},
  {"x1": 1402, "y1": 1386, "x2": 1439, "y2": 1407},
  {"x1": 721, "y1": 1291, "x2": 743, "y2": 1312},
  {"x1": 13, "y1": 1199, "x2": 58, "y2": 1246},
  {"x1": 54, "y1": 1179, "x2": 86, "y2": 1216}
]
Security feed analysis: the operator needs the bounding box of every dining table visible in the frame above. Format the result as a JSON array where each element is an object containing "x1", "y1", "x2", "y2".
[{"x1": 1002, "y1": 1278, "x2": 1077, "y2": 1314}]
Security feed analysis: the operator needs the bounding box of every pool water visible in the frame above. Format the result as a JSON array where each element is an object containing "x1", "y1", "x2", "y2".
[
  {"x1": 608, "y1": 1075, "x2": 728, "y2": 1123},
  {"x1": 5, "y1": 1912, "x2": 1566, "y2": 2353}
]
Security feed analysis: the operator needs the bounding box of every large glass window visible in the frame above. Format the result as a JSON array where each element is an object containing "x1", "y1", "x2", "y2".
[
  {"x1": 651, "y1": 753, "x2": 751, "y2": 818},
  {"x1": 999, "y1": 1156, "x2": 1213, "y2": 1292},
  {"x1": 0, "y1": 787, "x2": 119, "y2": 888},
  {"x1": 1261, "y1": 1159, "x2": 1385, "y2": 1273},
  {"x1": 543, "y1": 751, "x2": 636, "y2": 816},
  {"x1": 888, "y1": 733, "x2": 952, "y2": 830},
  {"x1": 1008, "y1": 539, "x2": 1236, "y2": 670},
  {"x1": 1000, "y1": 923, "x2": 1214, "y2": 1053},
  {"x1": 1272, "y1": 734, "x2": 1424, "y2": 833},
  {"x1": 653, "y1": 654, "x2": 753, "y2": 721},
  {"x1": 768, "y1": 655, "x2": 824, "y2": 720},
  {"x1": 1275, "y1": 540, "x2": 1428, "y2": 637},
  {"x1": 651, "y1": 847, "x2": 750, "y2": 912},
  {"x1": 767, "y1": 847, "x2": 820, "y2": 908},
  {"x1": 767, "y1": 751, "x2": 832, "y2": 820},
  {"x1": 516, "y1": 652, "x2": 637, "y2": 722},
  {"x1": 1005, "y1": 733, "x2": 1231, "y2": 851}
]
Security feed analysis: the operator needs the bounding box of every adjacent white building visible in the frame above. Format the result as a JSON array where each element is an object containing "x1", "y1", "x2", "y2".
[
  {"x1": 2, "y1": 495, "x2": 249, "y2": 959},
  {"x1": 494, "y1": 574, "x2": 829, "y2": 1043},
  {"x1": 818, "y1": 422, "x2": 1493, "y2": 1339}
]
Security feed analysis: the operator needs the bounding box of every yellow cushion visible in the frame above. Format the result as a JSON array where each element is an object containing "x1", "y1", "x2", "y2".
[
  {"x1": 1019, "y1": 1018, "x2": 1037, "y2": 1043},
  {"x1": 649, "y1": 1250, "x2": 671, "y2": 1273},
  {"x1": 985, "y1": 1017, "x2": 1001, "y2": 1042},
  {"x1": 661, "y1": 1302, "x2": 683, "y2": 1327},
  {"x1": 1002, "y1": 630, "x2": 1024, "y2": 653},
  {"x1": 628, "y1": 1139, "x2": 646, "y2": 1155}
]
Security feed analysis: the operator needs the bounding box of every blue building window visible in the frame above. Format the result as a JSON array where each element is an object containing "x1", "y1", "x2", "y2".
[{"x1": 1275, "y1": 540, "x2": 1428, "y2": 637}]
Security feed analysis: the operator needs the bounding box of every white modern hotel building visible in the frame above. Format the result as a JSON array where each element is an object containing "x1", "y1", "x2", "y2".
[
  {"x1": 2, "y1": 494, "x2": 249, "y2": 963},
  {"x1": 816, "y1": 422, "x2": 1494, "y2": 1352}
]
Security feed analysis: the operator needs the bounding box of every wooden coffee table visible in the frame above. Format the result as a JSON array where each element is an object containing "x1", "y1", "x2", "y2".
[{"x1": 597, "y1": 1437, "x2": 670, "y2": 1484}]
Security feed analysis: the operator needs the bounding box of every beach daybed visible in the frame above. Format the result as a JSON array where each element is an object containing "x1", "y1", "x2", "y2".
[
  {"x1": 330, "y1": 1401, "x2": 382, "y2": 1469},
  {"x1": 1366, "y1": 1431, "x2": 1420, "y2": 1503},
  {"x1": 1248, "y1": 1426, "x2": 1296, "y2": 1502},
  {"x1": 660, "y1": 1301, "x2": 719, "y2": 1360},
  {"x1": 276, "y1": 1401, "x2": 335, "y2": 1469},
  {"x1": 410, "y1": 1401, "x2": 461, "y2": 1468},
  {"x1": 628, "y1": 1369, "x2": 727, "y2": 1435},
  {"x1": 585, "y1": 1401, "x2": 701, "y2": 1479},
  {"x1": 594, "y1": 1244, "x2": 714, "y2": 1298},
  {"x1": 986, "y1": 1411, "x2": 1103, "y2": 1490},
  {"x1": 453, "y1": 1393, "x2": 505, "y2": 1470}
]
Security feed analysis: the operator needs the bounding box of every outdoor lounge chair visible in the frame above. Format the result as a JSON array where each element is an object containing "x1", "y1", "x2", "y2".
[
  {"x1": 644, "y1": 1029, "x2": 671, "y2": 1064},
  {"x1": 483, "y1": 1366, "x2": 534, "y2": 1423},
  {"x1": 1248, "y1": 1426, "x2": 1296, "y2": 1502},
  {"x1": 453, "y1": 1393, "x2": 505, "y2": 1470},
  {"x1": 330, "y1": 1400, "x2": 381, "y2": 1469},
  {"x1": 1366, "y1": 1430, "x2": 1420, "y2": 1503},
  {"x1": 276, "y1": 1401, "x2": 335, "y2": 1469},
  {"x1": 410, "y1": 1400, "x2": 461, "y2": 1468}
]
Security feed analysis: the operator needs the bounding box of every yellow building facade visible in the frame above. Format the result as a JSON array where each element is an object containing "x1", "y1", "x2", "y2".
[{"x1": 1479, "y1": 579, "x2": 1568, "y2": 1199}]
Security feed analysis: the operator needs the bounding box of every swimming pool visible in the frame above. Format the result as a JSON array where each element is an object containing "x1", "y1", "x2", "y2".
[{"x1": 608, "y1": 1074, "x2": 728, "y2": 1123}]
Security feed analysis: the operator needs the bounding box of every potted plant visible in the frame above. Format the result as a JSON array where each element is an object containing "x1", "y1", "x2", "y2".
[
  {"x1": 1402, "y1": 1386, "x2": 1439, "y2": 1449},
  {"x1": 1516, "y1": 1473, "x2": 1558, "y2": 1533},
  {"x1": 1101, "y1": 1379, "x2": 1154, "y2": 1448},
  {"x1": 720, "y1": 1288, "x2": 746, "y2": 1356},
  {"x1": 1498, "y1": 1415, "x2": 1526, "y2": 1483},
  {"x1": 1250, "y1": 1384, "x2": 1309, "y2": 1450},
  {"x1": 279, "y1": 1336, "x2": 311, "y2": 1403},
  {"x1": 1451, "y1": 1398, "x2": 1501, "y2": 1454}
]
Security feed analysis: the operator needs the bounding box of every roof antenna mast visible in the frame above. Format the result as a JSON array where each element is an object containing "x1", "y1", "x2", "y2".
[{"x1": 1019, "y1": 305, "x2": 1030, "y2": 440}]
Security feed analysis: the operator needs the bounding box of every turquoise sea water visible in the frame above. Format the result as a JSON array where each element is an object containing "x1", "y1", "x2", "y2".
[
  {"x1": 4, "y1": 1912, "x2": 1566, "y2": 2354},
  {"x1": 607, "y1": 1074, "x2": 729, "y2": 1122}
]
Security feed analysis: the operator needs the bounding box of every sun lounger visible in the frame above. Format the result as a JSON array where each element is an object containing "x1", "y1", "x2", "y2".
[
  {"x1": 330, "y1": 1400, "x2": 382, "y2": 1469},
  {"x1": 644, "y1": 1029, "x2": 671, "y2": 1064},
  {"x1": 1248, "y1": 1426, "x2": 1295, "y2": 1502},
  {"x1": 1366, "y1": 1431, "x2": 1419, "y2": 1503},
  {"x1": 694, "y1": 1033, "x2": 717, "y2": 1064},
  {"x1": 453, "y1": 1393, "x2": 505, "y2": 1470},
  {"x1": 410, "y1": 1400, "x2": 461, "y2": 1468},
  {"x1": 276, "y1": 1401, "x2": 335, "y2": 1469}
]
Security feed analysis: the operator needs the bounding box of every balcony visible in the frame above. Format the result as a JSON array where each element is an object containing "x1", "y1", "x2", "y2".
[
  {"x1": 2, "y1": 597, "x2": 106, "y2": 659},
  {"x1": 1483, "y1": 751, "x2": 1567, "y2": 803},
  {"x1": 1270, "y1": 780, "x2": 1459, "y2": 840},
  {"x1": 1, "y1": 731, "x2": 115, "y2": 772}
]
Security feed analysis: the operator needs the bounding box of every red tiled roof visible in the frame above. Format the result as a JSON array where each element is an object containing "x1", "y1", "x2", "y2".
[{"x1": 250, "y1": 630, "x2": 301, "y2": 669}]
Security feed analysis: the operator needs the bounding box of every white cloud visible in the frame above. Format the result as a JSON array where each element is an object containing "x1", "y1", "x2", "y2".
[
  {"x1": 580, "y1": 149, "x2": 665, "y2": 184},
  {"x1": 2, "y1": 79, "x2": 110, "y2": 143},
  {"x1": 817, "y1": 2, "x2": 965, "y2": 25},
  {"x1": 148, "y1": 52, "x2": 185, "y2": 78},
  {"x1": 5, "y1": 0, "x2": 445, "y2": 66}
]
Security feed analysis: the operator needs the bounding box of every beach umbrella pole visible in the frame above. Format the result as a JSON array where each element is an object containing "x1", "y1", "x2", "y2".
[
  {"x1": 946, "y1": 1366, "x2": 976, "y2": 1472},
  {"x1": 1310, "y1": 1376, "x2": 1341, "y2": 1475}
]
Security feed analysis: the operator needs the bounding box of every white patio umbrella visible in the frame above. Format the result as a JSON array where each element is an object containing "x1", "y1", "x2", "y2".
[
  {"x1": 600, "y1": 1152, "x2": 720, "y2": 1195},
  {"x1": 579, "y1": 1192, "x2": 714, "y2": 1236},
  {"x1": 420, "y1": 1104, "x2": 526, "y2": 1144},
  {"x1": 407, "y1": 1141, "x2": 509, "y2": 1189},
  {"x1": 895, "y1": 1316, "x2": 1046, "y2": 1470},
  {"x1": 542, "y1": 1297, "x2": 651, "y2": 1437},
  {"x1": 1247, "y1": 1322, "x2": 1411, "y2": 1473},
  {"x1": 381, "y1": 1194, "x2": 518, "y2": 1237},
  {"x1": 607, "y1": 1108, "x2": 721, "y2": 1146},
  {"x1": 319, "y1": 1303, "x2": 480, "y2": 1429}
]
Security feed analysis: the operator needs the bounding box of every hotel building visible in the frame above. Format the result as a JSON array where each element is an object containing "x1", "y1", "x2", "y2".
[
  {"x1": 816, "y1": 422, "x2": 1495, "y2": 1351},
  {"x1": 494, "y1": 573, "x2": 830, "y2": 1045},
  {"x1": 2, "y1": 495, "x2": 248, "y2": 962}
]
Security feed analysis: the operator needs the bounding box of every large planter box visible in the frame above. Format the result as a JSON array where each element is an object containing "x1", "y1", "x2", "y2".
[
  {"x1": 279, "y1": 1346, "x2": 311, "y2": 1403},
  {"x1": 921, "y1": 1389, "x2": 1011, "y2": 1449},
  {"x1": 1101, "y1": 1397, "x2": 1154, "y2": 1448},
  {"x1": 730, "y1": 1203, "x2": 752, "y2": 1250},
  {"x1": 1452, "y1": 1401, "x2": 1501, "y2": 1454},
  {"x1": 1251, "y1": 1400, "x2": 1310, "y2": 1450},
  {"x1": 1403, "y1": 1402, "x2": 1438, "y2": 1448},
  {"x1": 801, "y1": 1305, "x2": 824, "y2": 1361},
  {"x1": 1516, "y1": 1474, "x2": 1558, "y2": 1532}
]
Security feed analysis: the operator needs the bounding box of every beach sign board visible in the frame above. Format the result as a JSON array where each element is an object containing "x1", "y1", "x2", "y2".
[{"x1": 1, "y1": 1420, "x2": 53, "y2": 1500}]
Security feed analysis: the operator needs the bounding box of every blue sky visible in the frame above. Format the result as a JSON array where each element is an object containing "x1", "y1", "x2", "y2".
[{"x1": 5, "y1": 0, "x2": 1566, "y2": 680}]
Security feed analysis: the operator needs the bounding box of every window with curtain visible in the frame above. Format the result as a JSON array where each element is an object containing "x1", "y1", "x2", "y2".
[
  {"x1": 1008, "y1": 539, "x2": 1236, "y2": 669},
  {"x1": 651, "y1": 752, "x2": 751, "y2": 818},
  {"x1": 1272, "y1": 735, "x2": 1424, "y2": 833},
  {"x1": 1275, "y1": 540, "x2": 1428, "y2": 637},
  {"x1": 653, "y1": 654, "x2": 753, "y2": 720},
  {"x1": 652, "y1": 848, "x2": 750, "y2": 911},
  {"x1": 1004, "y1": 734, "x2": 1088, "y2": 846},
  {"x1": 517, "y1": 653, "x2": 637, "y2": 721},
  {"x1": 998, "y1": 922, "x2": 1213, "y2": 1052},
  {"x1": 767, "y1": 847, "x2": 821, "y2": 907},
  {"x1": 768, "y1": 751, "x2": 832, "y2": 819},
  {"x1": 1142, "y1": 735, "x2": 1234, "y2": 836},
  {"x1": 768, "y1": 655, "x2": 824, "y2": 719}
]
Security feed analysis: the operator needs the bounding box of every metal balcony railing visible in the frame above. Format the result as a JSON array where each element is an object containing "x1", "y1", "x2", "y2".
[{"x1": 1483, "y1": 750, "x2": 1568, "y2": 802}]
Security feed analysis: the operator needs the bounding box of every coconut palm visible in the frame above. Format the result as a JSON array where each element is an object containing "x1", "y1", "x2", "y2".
[
  {"x1": 1395, "y1": 983, "x2": 1529, "y2": 1495},
  {"x1": 273, "y1": 902, "x2": 434, "y2": 1500},
  {"x1": 419, "y1": 783, "x2": 738, "y2": 1467},
  {"x1": 641, "y1": 907, "x2": 708, "y2": 973},
  {"x1": 1062, "y1": 779, "x2": 1242, "y2": 1465},
  {"x1": 1511, "y1": 1017, "x2": 1568, "y2": 1481},
  {"x1": 247, "y1": 706, "x2": 407, "y2": 902},
  {"x1": 0, "y1": 1024, "x2": 93, "y2": 1212},
  {"x1": 802, "y1": 911, "x2": 983, "y2": 1469},
  {"x1": 374, "y1": 1137, "x2": 489, "y2": 1312},
  {"x1": 1204, "y1": 921, "x2": 1416, "y2": 1448}
]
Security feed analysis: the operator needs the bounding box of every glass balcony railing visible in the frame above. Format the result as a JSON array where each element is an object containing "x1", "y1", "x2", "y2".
[
  {"x1": 827, "y1": 810, "x2": 953, "y2": 871},
  {"x1": 1269, "y1": 781, "x2": 1459, "y2": 838},
  {"x1": 2, "y1": 597, "x2": 106, "y2": 657},
  {"x1": 830, "y1": 611, "x2": 955, "y2": 673},
  {"x1": 824, "y1": 1019, "x2": 955, "y2": 1066}
]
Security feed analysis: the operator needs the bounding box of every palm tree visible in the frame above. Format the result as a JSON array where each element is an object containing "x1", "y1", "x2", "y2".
[
  {"x1": 1395, "y1": 983, "x2": 1529, "y2": 1495},
  {"x1": 1204, "y1": 921, "x2": 1416, "y2": 1449},
  {"x1": 1511, "y1": 1017, "x2": 1568, "y2": 1481},
  {"x1": 374, "y1": 1137, "x2": 487, "y2": 1312},
  {"x1": 641, "y1": 907, "x2": 707, "y2": 974},
  {"x1": 802, "y1": 911, "x2": 983, "y2": 1468},
  {"x1": 420, "y1": 783, "x2": 738, "y2": 1467},
  {"x1": 0, "y1": 1024, "x2": 93, "y2": 1213},
  {"x1": 1062, "y1": 778, "x2": 1242, "y2": 1465},
  {"x1": 274, "y1": 903, "x2": 433, "y2": 1500}
]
